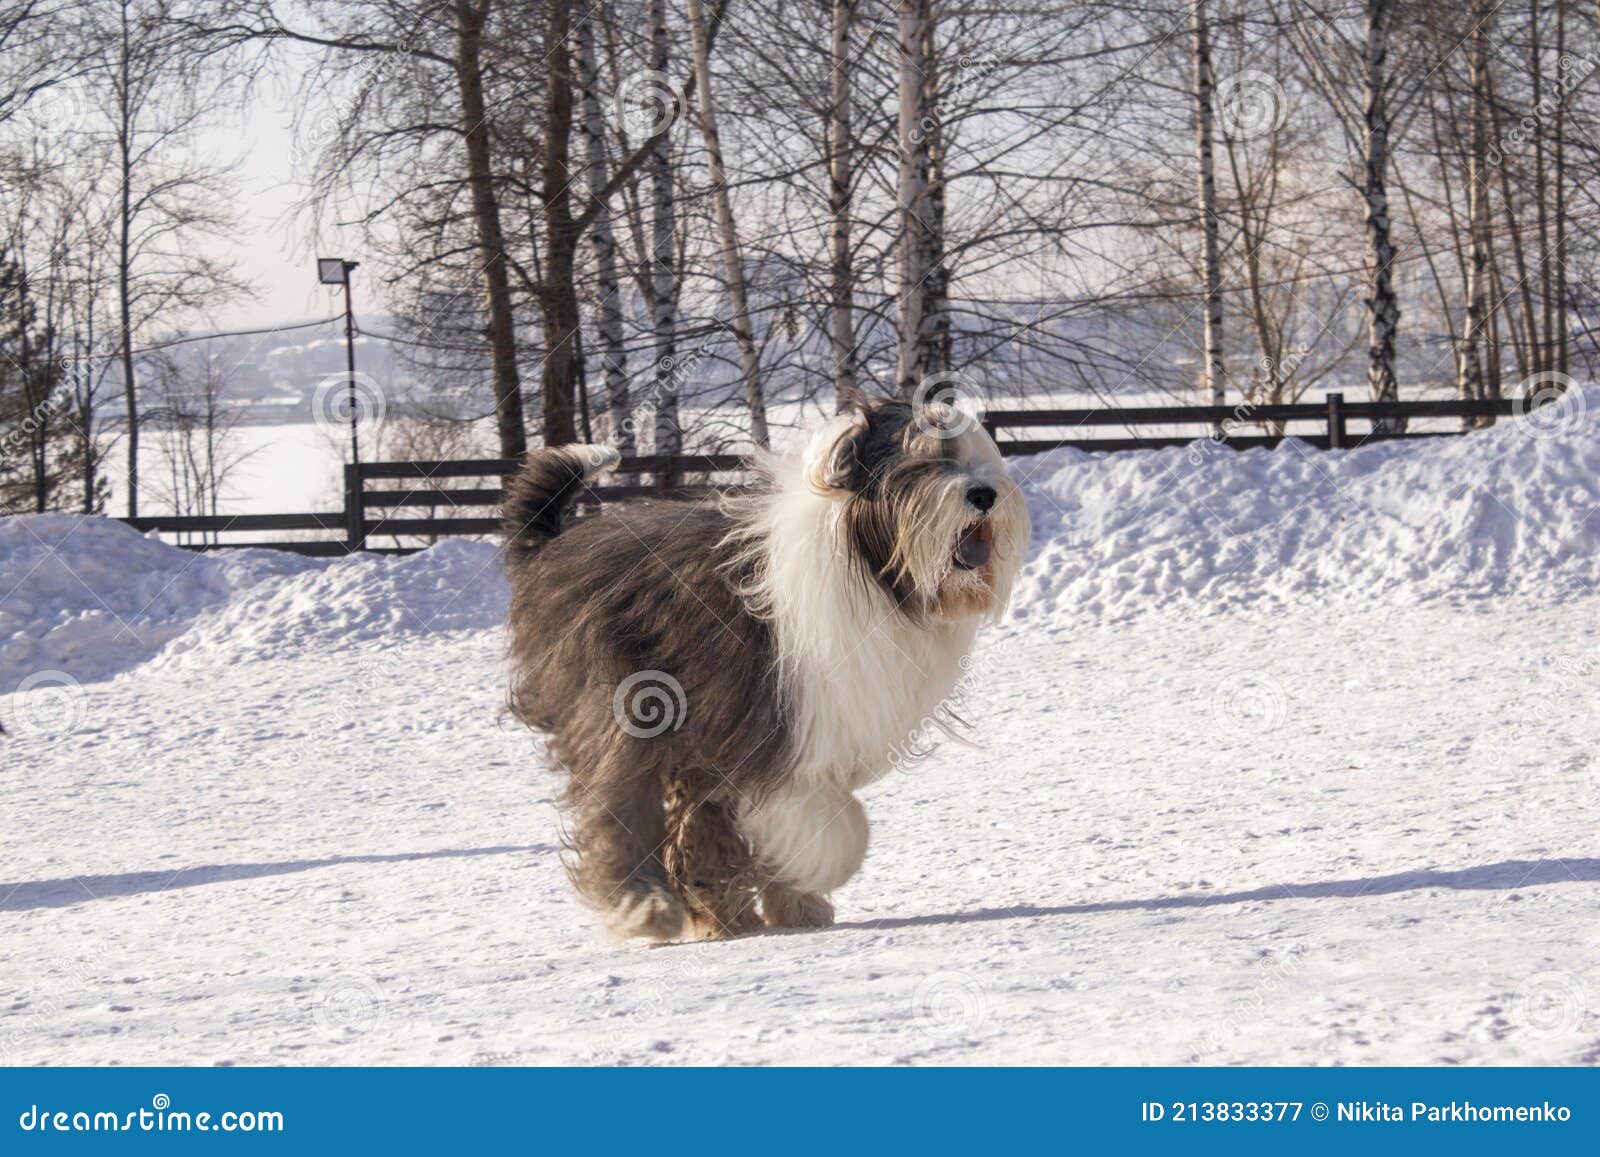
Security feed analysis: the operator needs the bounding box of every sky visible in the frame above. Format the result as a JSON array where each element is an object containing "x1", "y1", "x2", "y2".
[{"x1": 210, "y1": 80, "x2": 369, "y2": 331}]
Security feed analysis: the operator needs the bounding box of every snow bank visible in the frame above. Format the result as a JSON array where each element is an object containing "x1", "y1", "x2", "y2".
[
  {"x1": 6, "y1": 390, "x2": 1598, "y2": 688},
  {"x1": 149, "y1": 538, "x2": 506, "y2": 671},
  {"x1": 1009, "y1": 388, "x2": 1600, "y2": 621},
  {"x1": 0, "y1": 517, "x2": 503, "y2": 689},
  {"x1": 0, "y1": 515, "x2": 314, "y2": 689}
]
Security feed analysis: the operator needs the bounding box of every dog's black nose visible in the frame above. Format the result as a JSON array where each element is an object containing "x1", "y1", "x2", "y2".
[{"x1": 966, "y1": 484, "x2": 996, "y2": 512}]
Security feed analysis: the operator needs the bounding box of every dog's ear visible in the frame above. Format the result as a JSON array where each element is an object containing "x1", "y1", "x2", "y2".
[{"x1": 804, "y1": 409, "x2": 870, "y2": 496}]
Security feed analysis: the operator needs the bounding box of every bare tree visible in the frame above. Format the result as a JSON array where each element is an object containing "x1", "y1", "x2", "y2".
[
  {"x1": 94, "y1": 0, "x2": 245, "y2": 515},
  {"x1": 1192, "y1": 0, "x2": 1226, "y2": 408},
  {"x1": 684, "y1": 0, "x2": 767, "y2": 445}
]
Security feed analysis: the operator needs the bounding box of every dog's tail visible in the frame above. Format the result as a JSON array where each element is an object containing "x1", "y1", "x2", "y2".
[{"x1": 501, "y1": 443, "x2": 620, "y2": 559}]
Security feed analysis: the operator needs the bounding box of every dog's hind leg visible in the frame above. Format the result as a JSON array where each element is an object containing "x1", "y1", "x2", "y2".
[
  {"x1": 565, "y1": 745, "x2": 685, "y2": 942},
  {"x1": 662, "y1": 781, "x2": 763, "y2": 939}
]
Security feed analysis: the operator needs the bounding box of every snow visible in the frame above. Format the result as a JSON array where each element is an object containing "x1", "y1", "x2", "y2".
[{"x1": 3, "y1": 395, "x2": 1599, "y2": 1064}]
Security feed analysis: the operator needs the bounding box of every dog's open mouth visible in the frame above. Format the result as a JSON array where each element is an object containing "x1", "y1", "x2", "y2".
[{"x1": 953, "y1": 520, "x2": 992, "y2": 571}]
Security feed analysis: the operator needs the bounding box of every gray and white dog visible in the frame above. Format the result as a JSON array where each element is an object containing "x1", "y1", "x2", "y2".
[{"x1": 502, "y1": 399, "x2": 1029, "y2": 941}]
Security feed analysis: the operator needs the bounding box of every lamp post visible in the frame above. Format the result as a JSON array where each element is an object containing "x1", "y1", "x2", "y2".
[{"x1": 317, "y1": 257, "x2": 361, "y2": 465}]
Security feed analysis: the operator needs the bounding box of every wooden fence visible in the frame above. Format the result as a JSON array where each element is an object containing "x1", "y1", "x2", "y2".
[{"x1": 119, "y1": 393, "x2": 1535, "y2": 554}]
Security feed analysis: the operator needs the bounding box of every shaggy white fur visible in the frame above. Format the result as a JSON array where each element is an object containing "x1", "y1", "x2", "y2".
[{"x1": 728, "y1": 410, "x2": 1030, "y2": 899}]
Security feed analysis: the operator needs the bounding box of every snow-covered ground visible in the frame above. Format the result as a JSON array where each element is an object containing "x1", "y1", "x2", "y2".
[{"x1": 4, "y1": 394, "x2": 1598, "y2": 1065}]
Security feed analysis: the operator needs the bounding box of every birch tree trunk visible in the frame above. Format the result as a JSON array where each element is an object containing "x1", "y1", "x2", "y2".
[
  {"x1": 922, "y1": 12, "x2": 950, "y2": 376},
  {"x1": 829, "y1": 0, "x2": 859, "y2": 411},
  {"x1": 684, "y1": 0, "x2": 768, "y2": 447},
  {"x1": 895, "y1": 0, "x2": 933, "y2": 400},
  {"x1": 1456, "y1": 2, "x2": 1490, "y2": 425},
  {"x1": 1530, "y1": 0, "x2": 1551, "y2": 378},
  {"x1": 1487, "y1": 65, "x2": 1536, "y2": 381},
  {"x1": 1362, "y1": 0, "x2": 1404, "y2": 432},
  {"x1": 116, "y1": 0, "x2": 137, "y2": 516},
  {"x1": 1192, "y1": 0, "x2": 1226, "y2": 409},
  {"x1": 453, "y1": 0, "x2": 527, "y2": 459},
  {"x1": 1553, "y1": 0, "x2": 1570, "y2": 378},
  {"x1": 576, "y1": 13, "x2": 632, "y2": 454},
  {"x1": 648, "y1": 0, "x2": 680, "y2": 461}
]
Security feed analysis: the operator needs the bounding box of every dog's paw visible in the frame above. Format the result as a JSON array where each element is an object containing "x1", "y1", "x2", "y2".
[
  {"x1": 761, "y1": 883, "x2": 834, "y2": 930},
  {"x1": 605, "y1": 885, "x2": 686, "y2": 942}
]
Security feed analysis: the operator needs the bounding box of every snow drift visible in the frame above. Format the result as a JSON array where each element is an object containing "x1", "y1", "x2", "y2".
[
  {"x1": 4, "y1": 387, "x2": 1598, "y2": 690},
  {"x1": 1012, "y1": 389, "x2": 1600, "y2": 621}
]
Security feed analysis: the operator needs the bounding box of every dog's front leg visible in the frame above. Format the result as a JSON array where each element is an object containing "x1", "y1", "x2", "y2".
[
  {"x1": 741, "y1": 784, "x2": 868, "y2": 928},
  {"x1": 760, "y1": 879, "x2": 835, "y2": 929}
]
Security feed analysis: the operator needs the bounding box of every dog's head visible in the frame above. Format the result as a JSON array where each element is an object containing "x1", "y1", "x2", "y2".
[{"x1": 803, "y1": 398, "x2": 1030, "y2": 621}]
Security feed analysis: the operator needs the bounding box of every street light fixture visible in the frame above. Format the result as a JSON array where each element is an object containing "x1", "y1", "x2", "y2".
[{"x1": 317, "y1": 257, "x2": 361, "y2": 465}]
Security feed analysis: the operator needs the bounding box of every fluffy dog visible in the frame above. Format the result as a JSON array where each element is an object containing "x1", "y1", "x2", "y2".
[{"x1": 501, "y1": 398, "x2": 1029, "y2": 940}]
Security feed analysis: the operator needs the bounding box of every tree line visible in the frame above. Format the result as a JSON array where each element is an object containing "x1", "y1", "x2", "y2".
[{"x1": 2, "y1": 0, "x2": 1596, "y2": 517}]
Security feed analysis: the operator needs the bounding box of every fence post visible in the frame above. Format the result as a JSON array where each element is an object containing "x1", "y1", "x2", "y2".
[
  {"x1": 344, "y1": 462, "x2": 366, "y2": 553},
  {"x1": 1326, "y1": 392, "x2": 1346, "y2": 449}
]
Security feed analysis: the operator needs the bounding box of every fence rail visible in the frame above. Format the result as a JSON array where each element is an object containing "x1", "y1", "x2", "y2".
[{"x1": 117, "y1": 393, "x2": 1539, "y2": 554}]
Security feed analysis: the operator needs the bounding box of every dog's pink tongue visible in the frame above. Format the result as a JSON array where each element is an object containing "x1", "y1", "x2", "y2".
[{"x1": 955, "y1": 524, "x2": 991, "y2": 570}]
